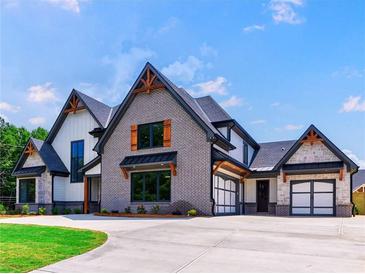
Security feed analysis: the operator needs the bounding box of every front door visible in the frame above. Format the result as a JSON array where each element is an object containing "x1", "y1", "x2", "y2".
[{"x1": 257, "y1": 180, "x2": 269, "y2": 212}]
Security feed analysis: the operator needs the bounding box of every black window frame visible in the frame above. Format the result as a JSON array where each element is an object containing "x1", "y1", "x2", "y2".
[
  {"x1": 70, "y1": 139, "x2": 84, "y2": 183},
  {"x1": 137, "y1": 121, "x2": 164, "y2": 150},
  {"x1": 131, "y1": 170, "x2": 171, "y2": 202},
  {"x1": 19, "y1": 178, "x2": 36, "y2": 203},
  {"x1": 243, "y1": 142, "x2": 249, "y2": 165}
]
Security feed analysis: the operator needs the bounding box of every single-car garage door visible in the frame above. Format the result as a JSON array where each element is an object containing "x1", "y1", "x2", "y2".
[
  {"x1": 290, "y1": 180, "x2": 335, "y2": 216},
  {"x1": 213, "y1": 173, "x2": 239, "y2": 215}
]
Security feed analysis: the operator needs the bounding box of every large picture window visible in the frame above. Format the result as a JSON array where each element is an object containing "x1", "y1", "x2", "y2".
[
  {"x1": 138, "y1": 122, "x2": 163, "y2": 149},
  {"x1": 19, "y1": 179, "x2": 35, "y2": 203},
  {"x1": 71, "y1": 140, "x2": 84, "y2": 182},
  {"x1": 131, "y1": 170, "x2": 171, "y2": 202}
]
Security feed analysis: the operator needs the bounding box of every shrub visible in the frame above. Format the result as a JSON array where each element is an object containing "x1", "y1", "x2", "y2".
[
  {"x1": 63, "y1": 208, "x2": 72, "y2": 215},
  {"x1": 124, "y1": 206, "x2": 131, "y2": 214},
  {"x1": 73, "y1": 208, "x2": 82, "y2": 214},
  {"x1": 52, "y1": 207, "x2": 59, "y2": 215},
  {"x1": 21, "y1": 204, "x2": 30, "y2": 215},
  {"x1": 100, "y1": 208, "x2": 109, "y2": 214},
  {"x1": 354, "y1": 205, "x2": 359, "y2": 215},
  {"x1": 172, "y1": 210, "x2": 182, "y2": 215},
  {"x1": 151, "y1": 205, "x2": 160, "y2": 214},
  {"x1": 137, "y1": 205, "x2": 146, "y2": 214},
  {"x1": 38, "y1": 207, "x2": 46, "y2": 215},
  {"x1": 187, "y1": 209, "x2": 197, "y2": 217},
  {"x1": 0, "y1": 203, "x2": 6, "y2": 215},
  {"x1": 29, "y1": 211, "x2": 37, "y2": 215}
]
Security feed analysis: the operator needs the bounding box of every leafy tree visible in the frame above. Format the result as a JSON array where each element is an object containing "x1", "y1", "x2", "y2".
[{"x1": 0, "y1": 117, "x2": 48, "y2": 197}]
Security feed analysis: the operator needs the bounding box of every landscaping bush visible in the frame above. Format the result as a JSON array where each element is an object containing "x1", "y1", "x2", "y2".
[
  {"x1": 52, "y1": 207, "x2": 59, "y2": 215},
  {"x1": 73, "y1": 208, "x2": 82, "y2": 214},
  {"x1": 124, "y1": 206, "x2": 131, "y2": 213},
  {"x1": 38, "y1": 207, "x2": 46, "y2": 215},
  {"x1": 100, "y1": 208, "x2": 109, "y2": 214},
  {"x1": 137, "y1": 205, "x2": 146, "y2": 214},
  {"x1": 172, "y1": 209, "x2": 182, "y2": 215},
  {"x1": 151, "y1": 205, "x2": 160, "y2": 214},
  {"x1": 111, "y1": 210, "x2": 119, "y2": 213},
  {"x1": 63, "y1": 208, "x2": 72, "y2": 215},
  {"x1": 187, "y1": 209, "x2": 197, "y2": 216},
  {"x1": 354, "y1": 204, "x2": 359, "y2": 215},
  {"x1": 21, "y1": 204, "x2": 30, "y2": 215},
  {"x1": 0, "y1": 203, "x2": 6, "y2": 215}
]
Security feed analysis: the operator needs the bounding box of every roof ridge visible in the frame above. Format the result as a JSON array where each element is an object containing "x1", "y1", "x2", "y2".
[{"x1": 259, "y1": 140, "x2": 297, "y2": 145}]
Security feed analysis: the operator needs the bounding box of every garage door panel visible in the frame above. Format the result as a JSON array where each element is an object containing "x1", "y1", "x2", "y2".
[
  {"x1": 292, "y1": 193, "x2": 310, "y2": 207},
  {"x1": 314, "y1": 181, "x2": 333, "y2": 192},
  {"x1": 292, "y1": 207, "x2": 311, "y2": 214},
  {"x1": 313, "y1": 208, "x2": 333, "y2": 215},
  {"x1": 313, "y1": 193, "x2": 333, "y2": 207},
  {"x1": 292, "y1": 182, "x2": 310, "y2": 192},
  {"x1": 213, "y1": 174, "x2": 238, "y2": 215}
]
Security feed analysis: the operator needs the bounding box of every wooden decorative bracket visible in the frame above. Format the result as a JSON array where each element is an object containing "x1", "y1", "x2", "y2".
[
  {"x1": 301, "y1": 130, "x2": 323, "y2": 145},
  {"x1": 133, "y1": 68, "x2": 165, "y2": 94},
  {"x1": 283, "y1": 173, "x2": 287, "y2": 183},
  {"x1": 64, "y1": 95, "x2": 85, "y2": 114},
  {"x1": 25, "y1": 142, "x2": 35, "y2": 156},
  {"x1": 121, "y1": 168, "x2": 129, "y2": 180},
  {"x1": 169, "y1": 163, "x2": 177, "y2": 176},
  {"x1": 339, "y1": 168, "x2": 344, "y2": 181},
  {"x1": 212, "y1": 161, "x2": 224, "y2": 175}
]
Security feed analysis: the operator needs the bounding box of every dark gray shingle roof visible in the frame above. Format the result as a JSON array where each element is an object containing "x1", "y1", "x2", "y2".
[
  {"x1": 195, "y1": 96, "x2": 232, "y2": 122},
  {"x1": 353, "y1": 169, "x2": 365, "y2": 191},
  {"x1": 30, "y1": 138, "x2": 68, "y2": 174},
  {"x1": 75, "y1": 90, "x2": 112, "y2": 127},
  {"x1": 250, "y1": 140, "x2": 296, "y2": 170},
  {"x1": 12, "y1": 166, "x2": 46, "y2": 177}
]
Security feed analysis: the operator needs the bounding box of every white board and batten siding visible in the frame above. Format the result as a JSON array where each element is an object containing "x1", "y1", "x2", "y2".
[{"x1": 52, "y1": 110, "x2": 99, "y2": 201}]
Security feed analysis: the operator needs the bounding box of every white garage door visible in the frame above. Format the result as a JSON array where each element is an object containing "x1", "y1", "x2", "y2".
[
  {"x1": 213, "y1": 174, "x2": 238, "y2": 215},
  {"x1": 291, "y1": 180, "x2": 335, "y2": 216}
]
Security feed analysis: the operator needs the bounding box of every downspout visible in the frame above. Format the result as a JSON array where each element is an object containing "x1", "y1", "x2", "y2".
[
  {"x1": 350, "y1": 172, "x2": 354, "y2": 217},
  {"x1": 210, "y1": 143, "x2": 216, "y2": 216}
]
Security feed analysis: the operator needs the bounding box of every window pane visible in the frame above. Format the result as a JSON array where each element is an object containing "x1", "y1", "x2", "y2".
[
  {"x1": 19, "y1": 179, "x2": 35, "y2": 203},
  {"x1": 71, "y1": 140, "x2": 84, "y2": 182},
  {"x1": 144, "y1": 173, "x2": 157, "y2": 201},
  {"x1": 132, "y1": 173, "x2": 143, "y2": 201},
  {"x1": 138, "y1": 124, "x2": 151, "y2": 149},
  {"x1": 159, "y1": 171, "x2": 171, "y2": 201},
  {"x1": 152, "y1": 123, "x2": 163, "y2": 147}
]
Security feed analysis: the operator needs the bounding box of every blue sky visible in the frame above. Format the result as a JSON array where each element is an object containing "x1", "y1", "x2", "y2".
[{"x1": 1, "y1": 0, "x2": 364, "y2": 167}]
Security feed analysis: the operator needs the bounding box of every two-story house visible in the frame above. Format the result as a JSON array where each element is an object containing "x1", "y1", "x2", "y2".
[{"x1": 13, "y1": 63, "x2": 359, "y2": 216}]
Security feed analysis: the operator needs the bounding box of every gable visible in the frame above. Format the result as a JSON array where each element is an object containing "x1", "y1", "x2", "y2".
[
  {"x1": 287, "y1": 142, "x2": 340, "y2": 164},
  {"x1": 23, "y1": 151, "x2": 45, "y2": 168}
]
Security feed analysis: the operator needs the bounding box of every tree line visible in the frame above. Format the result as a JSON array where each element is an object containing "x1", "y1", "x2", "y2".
[{"x1": 0, "y1": 116, "x2": 48, "y2": 197}]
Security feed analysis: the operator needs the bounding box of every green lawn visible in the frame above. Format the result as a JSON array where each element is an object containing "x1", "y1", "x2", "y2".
[{"x1": 0, "y1": 224, "x2": 107, "y2": 273}]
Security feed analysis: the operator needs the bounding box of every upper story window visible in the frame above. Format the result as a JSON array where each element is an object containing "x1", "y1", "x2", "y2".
[
  {"x1": 71, "y1": 140, "x2": 84, "y2": 182},
  {"x1": 243, "y1": 142, "x2": 248, "y2": 165},
  {"x1": 138, "y1": 122, "x2": 164, "y2": 149},
  {"x1": 19, "y1": 179, "x2": 35, "y2": 203}
]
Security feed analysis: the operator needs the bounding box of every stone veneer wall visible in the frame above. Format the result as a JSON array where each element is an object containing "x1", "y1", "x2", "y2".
[
  {"x1": 101, "y1": 89, "x2": 212, "y2": 215},
  {"x1": 287, "y1": 142, "x2": 340, "y2": 164}
]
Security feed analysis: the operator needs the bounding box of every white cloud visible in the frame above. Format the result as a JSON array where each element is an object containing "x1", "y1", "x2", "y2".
[
  {"x1": 332, "y1": 66, "x2": 364, "y2": 79},
  {"x1": 0, "y1": 113, "x2": 9, "y2": 122},
  {"x1": 243, "y1": 24, "x2": 265, "y2": 33},
  {"x1": 251, "y1": 119, "x2": 267, "y2": 124},
  {"x1": 220, "y1": 96, "x2": 244, "y2": 108},
  {"x1": 271, "y1": 102, "x2": 281, "y2": 107},
  {"x1": 102, "y1": 47, "x2": 155, "y2": 102},
  {"x1": 269, "y1": 0, "x2": 305, "y2": 25},
  {"x1": 27, "y1": 82, "x2": 57, "y2": 103},
  {"x1": 192, "y1": 77, "x2": 228, "y2": 96},
  {"x1": 0, "y1": 102, "x2": 20, "y2": 113},
  {"x1": 29, "y1": 116, "x2": 46, "y2": 125},
  {"x1": 200, "y1": 43, "x2": 218, "y2": 57},
  {"x1": 162, "y1": 56, "x2": 204, "y2": 82},
  {"x1": 340, "y1": 96, "x2": 365, "y2": 113},
  {"x1": 342, "y1": 149, "x2": 365, "y2": 169},
  {"x1": 284, "y1": 124, "x2": 303, "y2": 130},
  {"x1": 44, "y1": 0, "x2": 80, "y2": 13},
  {"x1": 158, "y1": 17, "x2": 178, "y2": 34}
]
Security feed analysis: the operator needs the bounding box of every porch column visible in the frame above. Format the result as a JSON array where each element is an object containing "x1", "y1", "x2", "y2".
[{"x1": 83, "y1": 176, "x2": 88, "y2": 214}]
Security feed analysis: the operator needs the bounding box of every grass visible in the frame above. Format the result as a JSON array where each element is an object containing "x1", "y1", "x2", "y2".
[{"x1": 0, "y1": 224, "x2": 107, "y2": 273}]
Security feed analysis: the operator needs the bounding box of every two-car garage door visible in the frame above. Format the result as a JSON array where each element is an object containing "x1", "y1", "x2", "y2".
[{"x1": 290, "y1": 180, "x2": 335, "y2": 216}]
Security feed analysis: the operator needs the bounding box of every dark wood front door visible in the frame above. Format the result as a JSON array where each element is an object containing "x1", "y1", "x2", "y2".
[{"x1": 257, "y1": 180, "x2": 269, "y2": 212}]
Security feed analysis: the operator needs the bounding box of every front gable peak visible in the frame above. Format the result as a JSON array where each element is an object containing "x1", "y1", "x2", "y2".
[{"x1": 133, "y1": 67, "x2": 166, "y2": 95}]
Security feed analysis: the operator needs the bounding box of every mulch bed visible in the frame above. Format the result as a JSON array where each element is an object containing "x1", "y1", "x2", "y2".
[
  {"x1": 0, "y1": 215, "x2": 35, "y2": 218},
  {"x1": 95, "y1": 213, "x2": 191, "y2": 218}
]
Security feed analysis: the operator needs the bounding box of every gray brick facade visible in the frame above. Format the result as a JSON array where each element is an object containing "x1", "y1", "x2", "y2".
[{"x1": 101, "y1": 89, "x2": 213, "y2": 215}]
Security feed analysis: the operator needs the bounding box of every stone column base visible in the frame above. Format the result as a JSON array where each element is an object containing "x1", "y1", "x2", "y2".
[
  {"x1": 336, "y1": 204, "x2": 353, "y2": 217},
  {"x1": 276, "y1": 205, "x2": 290, "y2": 216}
]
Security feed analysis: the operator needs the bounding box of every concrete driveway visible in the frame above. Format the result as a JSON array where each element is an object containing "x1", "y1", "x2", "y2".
[{"x1": 1, "y1": 215, "x2": 365, "y2": 273}]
